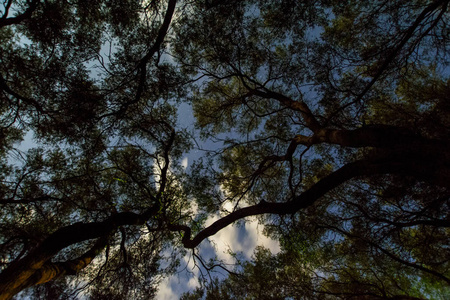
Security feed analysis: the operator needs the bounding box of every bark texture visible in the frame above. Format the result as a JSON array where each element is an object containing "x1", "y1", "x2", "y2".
[{"x1": 0, "y1": 208, "x2": 157, "y2": 300}]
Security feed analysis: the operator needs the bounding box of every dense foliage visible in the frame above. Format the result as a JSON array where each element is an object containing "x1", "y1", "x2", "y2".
[{"x1": 0, "y1": 0, "x2": 449, "y2": 299}]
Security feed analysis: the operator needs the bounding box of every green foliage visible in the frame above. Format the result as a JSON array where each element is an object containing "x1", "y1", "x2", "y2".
[{"x1": 1, "y1": 0, "x2": 450, "y2": 299}]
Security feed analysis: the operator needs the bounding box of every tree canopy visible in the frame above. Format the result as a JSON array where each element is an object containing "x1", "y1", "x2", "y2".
[{"x1": 0, "y1": 0, "x2": 449, "y2": 299}]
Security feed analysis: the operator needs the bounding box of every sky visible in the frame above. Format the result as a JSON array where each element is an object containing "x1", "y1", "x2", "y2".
[
  {"x1": 11, "y1": 90, "x2": 281, "y2": 299},
  {"x1": 156, "y1": 203, "x2": 280, "y2": 299},
  {"x1": 6, "y1": 1, "x2": 450, "y2": 299},
  {"x1": 157, "y1": 102, "x2": 281, "y2": 298},
  {"x1": 5, "y1": 1, "x2": 280, "y2": 297}
]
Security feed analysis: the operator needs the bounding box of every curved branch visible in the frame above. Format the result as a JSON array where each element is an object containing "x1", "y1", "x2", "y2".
[
  {"x1": 0, "y1": 75, "x2": 45, "y2": 113},
  {"x1": 140, "y1": 0, "x2": 177, "y2": 66},
  {"x1": 15, "y1": 236, "x2": 109, "y2": 293},
  {"x1": 173, "y1": 143, "x2": 450, "y2": 249},
  {"x1": 246, "y1": 86, "x2": 322, "y2": 132},
  {"x1": 327, "y1": 0, "x2": 449, "y2": 123},
  {"x1": 130, "y1": 0, "x2": 177, "y2": 107},
  {"x1": 356, "y1": 0, "x2": 449, "y2": 100},
  {"x1": 0, "y1": 195, "x2": 62, "y2": 205},
  {"x1": 100, "y1": 0, "x2": 177, "y2": 119},
  {"x1": 0, "y1": 0, "x2": 40, "y2": 28},
  {"x1": 327, "y1": 224, "x2": 450, "y2": 285},
  {"x1": 0, "y1": 207, "x2": 158, "y2": 299},
  {"x1": 172, "y1": 155, "x2": 412, "y2": 249},
  {"x1": 294, "y1": 125, "x2": 449, "y2": 154}
]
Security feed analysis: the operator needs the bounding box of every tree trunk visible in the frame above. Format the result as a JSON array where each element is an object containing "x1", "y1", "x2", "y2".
[{"x1": 0, "y1": 209, "x2": 156, "y2": 299}]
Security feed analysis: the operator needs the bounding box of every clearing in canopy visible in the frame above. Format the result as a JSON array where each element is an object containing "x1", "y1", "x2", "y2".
[{"x1": 0, "y1": 0, "x2": 449, "y2": 299}]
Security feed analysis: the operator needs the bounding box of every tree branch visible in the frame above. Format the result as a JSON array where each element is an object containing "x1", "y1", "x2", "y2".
[
  {"x1": 0, "y1": 0, "x2": 40, "y2": 28},
  {"x1": 327, "y1": 224, "x2": 450, "y2": 285},
  {"x1": 0, "y1": 74, "x2": 45, "y2": 114},
  {"x1": 247, "y1": 87, "x2": 322, "y2": 132},
  {"x1": 294, "y1": 125, "x2": 449, "y2": 155},
  {"x1": 100, "y1": 0, "x2": 178, "y2": 119},
  {"x1": 16, "y1": 236, "x2": 109, "y2": 293},
  {"x1": 0, "y1": 207, "x2": 158, "y2": 299},
  {"x1": 327, "y1": 0, "x2": 449, "y2": 123},
  {"x1": 171, "y1": 155, "x2": 413, "y2": 249},
  {"x1": 172, "y1": 143, "x2": 450, "y2": 249},
  {"x1": 128, "y1": 0, "x2": 177, "y2": 108}
]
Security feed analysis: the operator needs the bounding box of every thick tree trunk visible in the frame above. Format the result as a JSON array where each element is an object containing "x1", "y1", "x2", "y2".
[
  {"x1": 1, "y1": 127, "x2": 447, "y2": 298},
  {"x1": 0, "y1": 209, "x2": 156, "y2": 299},
  {"x1": 1, "y1": 237, "x2": 108, "y2": 300}
]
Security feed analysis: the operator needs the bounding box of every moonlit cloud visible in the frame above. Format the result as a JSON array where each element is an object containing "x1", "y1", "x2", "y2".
[
  {"x1": 211, "y1": 200, "x2": 280, "y2": 259},
  {"x1": 156, "y1": 252, "x2": 200, "y2": 299},
  {"x1": 156, "y1": 213, "x2": 280, "y2": 298},
  {"x1": 156, "y1": 278, "x2": 178, "y2": 300},
  {"x1": 206, "y1": 214, "x2": 280, "y2": 263},
  {"x1": 157, "y1": 192, "x2": 280, "y2": 298},
  {"x1": 181, "y1": 157, "x2": 188, "y2": 169}
]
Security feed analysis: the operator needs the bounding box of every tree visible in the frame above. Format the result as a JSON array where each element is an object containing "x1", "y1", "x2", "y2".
[{"x1": 0, "y1": 0, "x2": 449, "y2": 299}]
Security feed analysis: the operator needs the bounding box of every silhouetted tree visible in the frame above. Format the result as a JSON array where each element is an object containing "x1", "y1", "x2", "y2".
[{"x1": 0, "y1": 0, "x2": 449, "y2": 299}]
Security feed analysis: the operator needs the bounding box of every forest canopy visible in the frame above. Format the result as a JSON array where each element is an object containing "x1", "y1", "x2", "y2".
[{"x1": 0, "y1": 0, "x2": 449, "y2": 299}]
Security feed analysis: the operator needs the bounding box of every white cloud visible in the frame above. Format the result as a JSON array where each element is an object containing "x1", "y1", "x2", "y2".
[
  {"x1": 181, "y1": 157, "x2": 188, "y2": 169},
  {"x1": 156, "y1": 277, "x2": 178, "y2": 300},
  {"x1": 156, "y1": 199, "x2": 280, "y2": 298},
  {"x1": 202, "y1": 199, "x2": 280, "y2": 264},
  {"x1": 156, "y1": 251, "x2": 200, "y2": 299},
  {"x1": 207, "y1": 215, "x2": 280, "y2": 263}
]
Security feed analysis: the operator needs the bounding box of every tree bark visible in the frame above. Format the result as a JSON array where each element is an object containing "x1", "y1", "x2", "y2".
[
  {"x1": 173, "y1": 142, "x2": 449, "y2": 249},
  {"x1": 0, "y1": 208, "x2": 157, "y2": 300},
  {"x1": 9, "y1": 236, "x2": 108, "y2": 297}
]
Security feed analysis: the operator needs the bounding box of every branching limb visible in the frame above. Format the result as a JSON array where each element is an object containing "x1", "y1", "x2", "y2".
[
  {"x1": 326, "y1": 0, "x2": 450, "y2": 124},
  {"x1": 118, "y1": 0, "x2": 177, "y2": 114},
  {"x1": 170, "y1": 155, "x2": 409, "y2": 249},
  {"x1": 327, "y1": 224, "x2": 450, "y2": 285},
  {"x1": 0, "y1": 0, "x2": 40, "y2": 28},
  {"x1": 0, "y1": 75, "x2": 45, "y2": 114},
  {"x1": 0, "y1": 207, "x2": 159, "y2": 299},
  {"x1": 19, "y1": 235, "x2": 109, "y2": 291},
  {"x1": 172, "y1": 144, "x2": 450, "y2": 249}
]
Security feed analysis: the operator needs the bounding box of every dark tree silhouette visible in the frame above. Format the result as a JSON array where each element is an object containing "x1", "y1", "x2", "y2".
[{"x1": 0, "y1": 0, "x2": 449, "y2": 299}]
